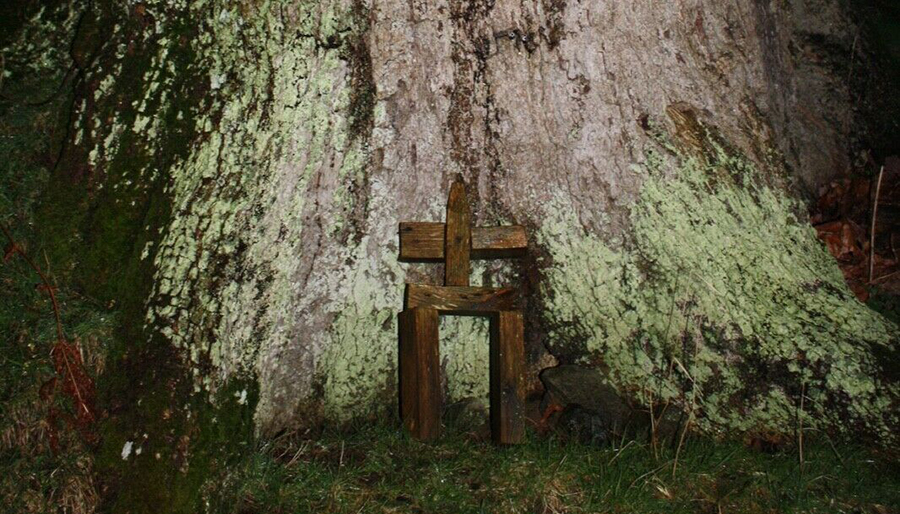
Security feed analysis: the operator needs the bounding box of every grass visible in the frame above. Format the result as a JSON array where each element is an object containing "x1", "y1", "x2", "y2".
[
  {"x1": 204, "y1": 422, "x2": 900, "y2": 514},
  {"x1": 0, "y1": 48, "x2": 111, "y2": 513},
  {"x1": 0, "y1": 196, "x2": 111, "y2": 514}
]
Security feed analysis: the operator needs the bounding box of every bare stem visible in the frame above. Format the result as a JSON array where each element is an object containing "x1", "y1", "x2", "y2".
[
  {"x1": 1, "y1": 224, "x2": 65, "y2": 342},
  {"x1": 646, "y1": 388, "x2": 658, "y2": 459},
  {"x1": 798, "y1": 381, "x2": 806, "y2": 470},
  {"x1": 869, "y1": 165, "x2": 885, "y2": 283}
]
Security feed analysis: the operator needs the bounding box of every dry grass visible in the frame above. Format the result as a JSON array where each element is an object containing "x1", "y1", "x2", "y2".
[{"x1": 0, "y1": 381, "x2": 101, "y2": 514}]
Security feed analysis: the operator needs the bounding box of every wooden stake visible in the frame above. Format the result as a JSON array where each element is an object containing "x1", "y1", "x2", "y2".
[
  {"x1": 444, "y1": 178, "x2": 471, "y2": 286},
  {"x1": 398, "y1": 177, "x2": 528, "y2": 445},
  {"x1": 490, "y1": 311, "x2": 525, "y2": 445},
  {"x1": 399, "y1": 307, "x2": 441, "y2": 441}
]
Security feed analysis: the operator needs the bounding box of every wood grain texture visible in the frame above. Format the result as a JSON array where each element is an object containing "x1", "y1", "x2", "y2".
[
  {"x1": 399, "y1": 307, "x2": 441, "y2": 441},
  {"x1": 472, "y1": 226, "x2": 528, "y2": 258},
  {"x1": 490, "y1": 311, "x2": 525, "y2": 445},
  {"x1": 405, "y1": 284, "x2": 520, "y2": 314},
  {"x1": 399, "y1": 223, "x2": 527, "y2": 261},
  {"x1": 399, "y1": 222, "x2": 446, "y2": 261},
  {"x1": 444, "y1": 179, "x2": 471, "y2": 286}
]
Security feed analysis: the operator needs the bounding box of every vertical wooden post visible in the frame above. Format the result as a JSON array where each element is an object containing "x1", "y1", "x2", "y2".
[
  {"x1": 399, "y1": 307, "x2": 441, "y2": 440},
  {"x1": 490, "y1": 311, "x2": 525, "y2": 445},
  {"x1": 444, "y1": 178, "x2": 471, "y2": 286}
]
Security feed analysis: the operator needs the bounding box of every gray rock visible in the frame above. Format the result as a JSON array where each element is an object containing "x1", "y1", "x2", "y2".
[
  {"x1": 557, "y1": 405, "x2": 612, "y2": 446},
  {"x1": 541, "y1": 365, "x2": 651, "y2": 442},
  {"x1": 444, "y1": 398, "x2": 490, "y2": 436}
]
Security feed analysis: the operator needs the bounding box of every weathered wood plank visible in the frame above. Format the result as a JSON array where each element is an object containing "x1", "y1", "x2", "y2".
[
  {"x1": 399, "y1": 222, "x2": 446, "y2": 261},
  {"x1": 490, "y1": 311, "x2": 525, "y2": 445},
  {"x1": 399, "y1": 223, "x2": 527, "y2": 261},
  {"x1": 399, "y1": 307, "x2": 441, "y2": 441},
  {"x1": 472, "y1": 226, "x2": 528, "y2": 259},
  {"x1": 444, "y1": 179, "x2": 471, "y2": 286},
  {"x1": 405, "y1": 284, "x2": 520, "y2": 314}
]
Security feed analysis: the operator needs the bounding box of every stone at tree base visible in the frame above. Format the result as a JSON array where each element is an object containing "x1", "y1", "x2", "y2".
[
  {"x1": 444, "y1": 398, "x2": 491, "y2": 439},
  {"x1": 556, "y1": 406, "x2": 613, "y2": 447},
  {"x1": 541, "y1": 365, "x2": 658, "y2": 443}
]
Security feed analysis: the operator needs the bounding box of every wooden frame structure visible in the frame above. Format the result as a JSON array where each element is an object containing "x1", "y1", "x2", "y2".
[{"x1": 398, "y1": 177, "x2": 527, "y2": 444}]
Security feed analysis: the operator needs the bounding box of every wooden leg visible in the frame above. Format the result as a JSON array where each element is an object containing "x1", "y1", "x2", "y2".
[
  {"x1": 399, "y1": 307, "x2": 441, "y2": 441},
  {"x1": 490, "y1": 311, "x2": 525, "y2": 444}
]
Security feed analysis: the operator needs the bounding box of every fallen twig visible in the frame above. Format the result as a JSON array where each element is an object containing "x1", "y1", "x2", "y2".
[
  {"x1": 870, "y1": 269, "x2": 900, "y2": 285},
  {"x1": 607, "y1": 440, "x2": 636, "y2": 466}
]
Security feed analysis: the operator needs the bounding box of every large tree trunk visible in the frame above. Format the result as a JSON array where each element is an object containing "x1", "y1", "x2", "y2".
[{"x1": 4, "y1": 0, "x2": 897, "y2": 445}]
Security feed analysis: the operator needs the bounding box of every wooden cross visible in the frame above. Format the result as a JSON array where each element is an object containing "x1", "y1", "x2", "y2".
[{"x1": 398, "y1": 176, "x2": 528, "y2": 444}]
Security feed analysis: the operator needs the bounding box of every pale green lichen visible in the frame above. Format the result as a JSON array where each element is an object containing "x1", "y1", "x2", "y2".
[
  {"x1": 124, "y1": 1, "x2": 394, "y2": 426},
  {"x1": 440, "y1": 317, "x2": 490, "y2": 403},
  {"x1": 438, "y1": 262, "x2": 500, "y2": 405},
  {"x1": 539, "y1": 137, "x2": 899, "y2": 441},
  {"x1": 318, "y1": 232, "x2": 406, "y2": 419},
  {"x1": 1, "y1": 4, "x2": 83, "y2": 76}
]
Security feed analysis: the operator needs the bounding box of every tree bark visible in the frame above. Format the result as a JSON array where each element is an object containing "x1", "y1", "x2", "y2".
[{"x1": 4, "y1": 0, "x2": 897, "y2": 442}]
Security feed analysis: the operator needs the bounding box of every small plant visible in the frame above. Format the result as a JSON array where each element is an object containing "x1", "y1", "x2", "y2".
[{"x1": 2, "y1": 224, "x2": 97, "y2": 449}]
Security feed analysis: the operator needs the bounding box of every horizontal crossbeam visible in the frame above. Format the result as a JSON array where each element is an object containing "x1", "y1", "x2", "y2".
[
  {"x1": 405, "y1": 284, "x2": 520, "y2": 314},
  {"x1": 399, "y1": 223, "x2": 527, "y2": 262}
]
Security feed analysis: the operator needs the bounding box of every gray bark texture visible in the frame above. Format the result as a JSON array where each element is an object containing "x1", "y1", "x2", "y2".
[{"x1": 3, "y1": 0, "x2": 897, "y2": 442}]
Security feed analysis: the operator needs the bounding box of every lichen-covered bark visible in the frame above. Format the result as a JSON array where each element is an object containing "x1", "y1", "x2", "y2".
[
  {"x1": 538, "y1": 122, "x2": 898, "y2": 441},
  {"x1": 6, "y1": 0, "x2": 897, "y2": 442}
]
